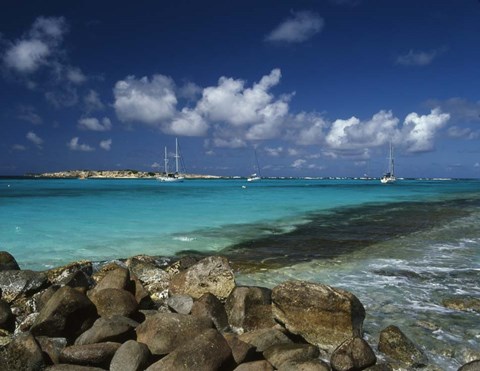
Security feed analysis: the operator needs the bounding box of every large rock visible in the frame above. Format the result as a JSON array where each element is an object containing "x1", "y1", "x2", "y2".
[
  {"x1": 0, "y1": 299, "x2": 14, "y2": 332},
  {"x1": 2, "y1": 332, "x2": 45, "y2": 370},
  {"x1": 89, "y1": 288, "x2": 138, "y2": 318},
  {"x1": 0, "y1": 269, "x2": 49, "y2": 303},
  {"x1": 191, "y1": 293, "x2": 229, "y2": 332},
  {"x1": 223, "y1": 333, "x2": 257, "y2": 365},
  {"x1": 233, "y1": 360, "x2": 274, "y2": 371},
  {"x1": 167, "y1": 294, "x2": 194, "y2": 314},
  {"x1": 30, "y1": 285, "x2": 98, "y2": 342},
  {"x1": 272, "y1": 280, "x2": 365, "y2": 352},
  {"x1": 146, "y1": 328, "x2": 234, "y2": 371},
  {"x1": 225, "y1": 286, "x2": 274, "y2": 332},
  {"x1": 239, "y1": 328, "x2": 293, "y2": 352},
  {"x1": 127, "y1": 257, "x2": 170, "y2": 306},
  {"x1": 109, "y1": 340, "x2": 151, "y2": 371},
  {"x1": 136, "y1": 312, "x2": 213, "y2": 355},
  {"x1": 378, "y1": 325, "x2": 427, "y2": 368},
  {"x1": 44, "y1": 365, "x2": 105, "y2": 370},
  {"x1": 46, "y1": 260, "x2": 93, "y2": 285},
  {"x1": 91, "y1": 266, "x2": 134, "y2": 294},
  {"x1": 277, "y1": 359, "x2": 331, "y2": 371},
  {"x1": 36, "y1": 336, "x2": 68, "y2": 365},
  {"x1": 442, "y1": 296, "x2": 480, "y2": 313},
  {"x1": 169, "y1": 256, "x2": 235, "y2": 300},
  {"x1": 0, "y1": 251, "x2": 20, "y2": 271},
  {"x1": 459, "y1": 360, "x2": 480, "y2": 371},
  {"x1": 330, "y1": 337, "x2": 376, "y2": 370},
  {"x1": 59, "y1": 342, "x2": 121, "y2": 368},
  {"x1": 263, "y1": 343, "x2": 320, "y2": 369},
  {"x1": 74, "y1": 315, "x2": 138, "y2": 345}
]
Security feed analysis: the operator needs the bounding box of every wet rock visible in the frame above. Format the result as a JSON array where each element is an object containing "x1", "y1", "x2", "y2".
[
  {"x1": 59, "y1": 342, "x2": 121, "y2": 368},
  {"x1": 459, "y1": 360, "x2": 480, "y2": 371},
  {"x1": 135, "y1": 312, "x2": 213, "y2": 355},
  {"x1": 442, "y1": 296, "x2": 480, "y2": 313},
  {"x1": 167, "y1": 294, "x2": 194, "y2": 314},
  {"x1": 165, "y1": 255, "x2": 199, "y2": 276},
  {"x1": 272, "y1": 280, "x2": 365, "y2": 352},
  {"x1": 0, "y1": 269, "x2": 49, "y2": 303},
  {"x1": 74, "y1": 315, "x2": 138, "y2": 345},
  {"x1": 109, "y1": 340, "x2": 151, "y2": 371},
  {"x1": 263, "y1": 343, "x2": 320, "y2": 369},
  {"x1": 36, "y1": 336, "x2": 68, "y2": 364},
  {"x1": 2, "y1": 332, "x2": 45, "y2": 370},
  {"x1": 0, "y1": 251, "x2": 20, "y2": 271},
  {"x1": 239, "y1": 328, "x2": 293, "y2": 352},
  {"x1": 169, "y1": 256, "x2": 235, "y2": 300},
  {"x1": 223, "y1": 332, "x2": 258, "y2": 365},
  {"x1": 89, "y1": 288, "x2": 138, "y2": 318},
  {"x1": 277, "y1": 358, "x2": 331, "y2": 371},
  {"x1": 191, "y1": 292, "x2": 229, "y2": 331},
  {"x1": 30, "y1": 285, "x2": 98, "y2": 342},
  {"x1": 47, "y1": 260, "x2": 93, "y2": 285},
  {"x1": 145, "y1": 328, "x2": 234, "y2": 371},
  {"x1": 378, "y1": 325, "x2": 427, "y2": 368},
  {"x1": 0, "y1": 298, "x2": 14, "y2": 332},
  {"x1": 330, "y1": 337, "x2": 376, "y2": 370},
  {"x1": 225, "y1": 286, "x2": 274, "y2": 333},
  {"x1": 233, "y1": 360, "x2": 274, "y2": 371}
]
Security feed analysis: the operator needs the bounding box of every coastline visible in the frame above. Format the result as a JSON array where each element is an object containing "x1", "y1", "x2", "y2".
[{"x1": 31, "y1": 170, "x2": 223, "y2": 180}]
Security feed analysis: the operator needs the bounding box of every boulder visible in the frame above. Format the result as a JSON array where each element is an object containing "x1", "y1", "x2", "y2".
[
  {"x1": 330, "y1": 337, "x2": 376, "y2": 370},
  {"x1": 89, "y1": 288, "x2": 138, "y2": 318},
  {"x1": 74, "y1": 315, "x2": 138, "y2": 345},
  {"x1": 0, "y1": 251, "x2": 20, "y2": 271},
  {"x1": 90, "y1": 266, "x2": 134, "y2": 294},
  {"x1": 239, "y1": 328, "x2": 293, "y2": 352},
  {"x1": 225, "y1": 286, "x2": 274, "y2": 332},
  {"x1": 272, "y1": 280, "x2": 365, "y2": 352},
  {"x1": 59, "y1": 342, "x2": 121, "y2": 368},
  {"x1": 30, "y1": 285, "x2": 98, "y2": 342},
  {"x1": 233, "y1": 360, "x2": 274, "y2": 371},
  {"x1": 0, "y1": 269, "x2": 49, "y2": 303},
  {"x1": 36, "y1": 336, "x2": 68, "y2": 364},
  {"x1": 277, "y1": 359, "x2": 331, "y2": 371},
  {"x1": 223, "y1": 333, "x2": 258, "y2": 365},
  {"x1": 46, "y1": 260, "x2": 92, "y2": 285},
  {"x1": 169, "y1": 256, "x2": 235, "y2": 300},
  {"x1": 165, "y1": 255, "x2": 199, "y2": 276},
  {"x1": 0, "y1": 299, "x2": 15, "y2": 332},
  {"x1": 263, "y1": 343, "x2": 320, "y2": 369},
  {"x1": 58, "y1": 270, "x2": 91, "y2": 291},
  {"x1": 145, "y1": 328, "x2": 234, "y2": 371},
  {"x1": 378, "y1": 325, "x2": 427, "y2": 367},
  {"x1": 44, "y1": 365, "x2": 105, "y2": 370},
  {"x1": 191, "y1": 293, "x2": 230, "y2": 332},
  {"x1": 167, "y1": 294, "x2": 194, "y2": 314},
  {"x1": 2, "y1": 332, "x2": 45, "y2": 370},
  {"x1": 135, "y1": 312, "x2": 213, "y2": 355},
  {"x1": 459, "y1": 360, "x2": 480, "y2": 371},
  {"x1": 109, "y1": 340, "x2": 151, "y2": 371},
  {"x1": 442, "y1": 297, "x2": 480, "y2": 313},
  {"x1": 127, "y1": 257, "x2": 170, "y2": 306}
]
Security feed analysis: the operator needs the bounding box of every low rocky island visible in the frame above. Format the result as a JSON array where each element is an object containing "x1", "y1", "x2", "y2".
[
  {"x1": 0, "y1": 251, "x2": 478, "y2": 370},
  {"x1": 33, "y1": 170, "x2": 222, "y2": 179}
]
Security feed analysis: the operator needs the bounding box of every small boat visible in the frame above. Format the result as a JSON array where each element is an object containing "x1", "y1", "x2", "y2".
[
  {"x1": 157, "y1": 138, "x2": 184, "y2": 182},
  {"x1": 380, "y1": 142, "x2": 396, "y2": 184},
  {"x1": 247, "y1": 149, "x2": 261, "y2": 182}
]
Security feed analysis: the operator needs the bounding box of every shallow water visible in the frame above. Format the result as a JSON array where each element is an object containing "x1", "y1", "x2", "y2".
[{"x1": 1, "y1": 177, "x2": 479, "y2": 369}]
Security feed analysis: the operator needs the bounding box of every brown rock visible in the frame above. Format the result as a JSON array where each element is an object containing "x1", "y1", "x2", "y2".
[
  {"x1": 169, "y1": 256, "x2": 235, "y2": 300},
  {"x1": 74, "y1": 315, "x2": 138, "y2": 345},
  {"x1": 59, "y1": 342, "x2": 121, "y2": 368},
  {"x1": 89, "y1": 288, "x2": 138, "y2": 318},
  {"x1": 459, "y1": 360, "x2": 480, "y2": 371},
  {"x1": 278, "y1": 358, "x2": 331, "y2": 371},
  {"x1": 239, "y1": 328, "x2": 293, "y2": 352},
  {"x1": 167, "y1": 294, "x2": 194, "y2": 314},
  {"x1": 91, "y1": 266, "x2": 133, "y2": 293},
  {"x1": 3, "y1": 332, "x2": 45, "y2": 370},
  {"x1": 135, "y1": 312, "x2": 213, "y2": 355},
  {"x1": 145, "y1": 328, "x2": 234, "y2": 371},
  {"x1": 191, "y1": 293, "x2": 230, "y2": 331},
  {"x1": 0, "y1": 269, "x2": 49, "y2": 303},
  {"x1": 36, "y1": 336, "x2": 67, "y2": 364},
  {"x1": 263, "y1": 343, "x2": 320, "y2": 369},
  {"x1": 378, "y1": 325, "x2": 427, "y2": 367},
  {"x1": 272, "y1": 280, "x2": 365, "y2": 352},
  {"x1": 442, "y1": 297, "x2": 480, "y2": 313},
  {"x1": 330, "y1": 337, "x2": 376, "y2": 370},
  {"x1": 109, "y1": 340, "x2": 151, "y2": 371},
  {"x1": 0, "y1": 299, "x2": 14, "y2": 332},
  {"x1": 233, "y1": 360, "x2": 274, "y2": 371},
  {"x1": 46, "y1": 260, "x2": 92, "y2": 285},
  {"x1": 0, "y1": 251, "x2": 20, "y2": 271},
  {"x1": 45, "y1": 365, "x2": 106, "y2": 370},
  {"x1": 223, "y1": 332, "x2": 258, "y2": 365}
]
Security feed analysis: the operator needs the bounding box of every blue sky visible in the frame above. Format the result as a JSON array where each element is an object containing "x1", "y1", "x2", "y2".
[{"x1": 1, "y1": 0, "x2": 479, "y2": 178}]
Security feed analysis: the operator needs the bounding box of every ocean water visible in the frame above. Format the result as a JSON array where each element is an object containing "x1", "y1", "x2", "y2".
[{"x1": 1, "y1": 177, "x2": 479, "y2": 369}]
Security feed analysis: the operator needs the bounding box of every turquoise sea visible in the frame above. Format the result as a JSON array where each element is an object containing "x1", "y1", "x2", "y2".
[{"x1": 1, "y1": 177, "x2": 479, "y2": 369}]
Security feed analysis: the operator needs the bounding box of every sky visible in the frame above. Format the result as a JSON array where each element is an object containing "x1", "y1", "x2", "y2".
[{"x1": 1, "y1": 0, "x2": 479, "y2": 178}]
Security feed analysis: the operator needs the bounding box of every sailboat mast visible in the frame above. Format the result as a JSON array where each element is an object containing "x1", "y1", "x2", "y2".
[
  {"x1": 175, "y1": 138, "x2": 180, "y2": 174},
  {"x1": 164, "y1": 146, "x2": 168, "y2": 175},
  {"x1": 389, "y1": 142, "x2": 394, "y2": 176}
]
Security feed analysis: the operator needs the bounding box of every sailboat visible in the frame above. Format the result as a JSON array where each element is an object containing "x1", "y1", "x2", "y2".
[
  {"x1": 157, "y1": 138, "x2": 184, "y2": 182},
  {"x1": 380, "y1": 142, "x2": 396, "y2": 184},
  {"x1": 247, "y1": 149, "x2": 261, "y2": 182}
]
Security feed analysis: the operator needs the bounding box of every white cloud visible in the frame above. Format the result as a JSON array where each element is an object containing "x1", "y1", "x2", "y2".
[
  {"x1": 99, "y1": 139, "x2": 112, "y2": 151},
  {"x1": 211, "y1": 137, "x2": 247, "y2": 149},
  {"x1": 26, "y1": 131, "x2": 43, "y2": 147},
  {"x1": 396, "y1": 48, "x2": 446, "y2": 67},
  {"x1": 84, "y1": 90, "x2": 105, "y2": 112},
  {"x1": 12, "y1": 144, "x2": 27, "y2": 151},
  {"x1": 178, "y1": 81, "x2": 202, "y2": 100},
  {"x1": 291, "y1": 158, "x2": 307, "y2": 168},
  {"x1": 17, "y1": 105, "x2": 43, "y2": 124},
  {"x1": 265, "y1": 11, "x2": 324, "y2": 43},
  {"x1": 402, "y1": 108, "x2": 450, "y2": 152},
  {"x1": 427, "y1": 97, "x2": 480, "y2": 123},
  {"x1": 113, "y1": 74, "x2": 177, "y2": 125},
  {"x1": 265, "y1": 146, "x2": 283, "y2": 157},
  {"x1": 29, "y1": 16, "x2": 67, "y2": 42},
  {"x1": 4, "y1": 39, "x2": 50, "y2": 73},
  {"x1": 293, "y1": 112, "x2": 327, "y2": 145},
  {"x1": 164, "y1": 108, "x2": 208, "y2": 136},
  {"x1": 67, "y1": 137, "x2": 94, "y2": 152},
  {"x1": 66, "y1": 67, "x2": 86, "y2": 84},
  {"x1": 78, "y1": 117, "x2": 112, "y2": 131}
]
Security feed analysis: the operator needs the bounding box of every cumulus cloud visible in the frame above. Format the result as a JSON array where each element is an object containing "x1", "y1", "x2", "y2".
[
  {"x1": 396, "y1": 47, "x2": 446, "y2": 66},
  {"x1": 265, "y1": 146, "x2": 283, "y2": 157},
  {"x1": 99, "y1": 139, "x2": 112, "y2": 151},
  {"x1": 26, "y1": 131, "x2": 43, "y2": 147},
  {"x1": 113, "y1": 74, "x2": 177, "y2": 125},
  {"x1": 447, "y1": 126, "x2": 479, "y2": 140},
  {"x1": 67, "y1": 137, "x2": 94, "y2": 152},
  {"x1": 265, "y1": 11, "x2": 324, "y2": 43},
  {"x1": 293, "y1": 112, "x2": 328, "y2": 145},
  {"x1": 402, "y1": 108, "x2": 450, "y2": 152},
  {"x1": 66, "y1": 67, "x2": 87, "y2": 84},
  {"x1": 291, "y1": 159, "x2": 307, "y2": 168},
  {"x1": 426, "y1": 97, "x2": 480, "y2": 123},
  {"x1": 78, "y1": 117, "x2": 112, "y2": 131},
  {"x1": 164, "y1": 108, "x2": 208, "y2": 136}
]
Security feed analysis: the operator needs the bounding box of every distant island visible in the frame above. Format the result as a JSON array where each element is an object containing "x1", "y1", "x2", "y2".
[{"x1": 34, "y1": 170, "x2": 222, "y2": 179}]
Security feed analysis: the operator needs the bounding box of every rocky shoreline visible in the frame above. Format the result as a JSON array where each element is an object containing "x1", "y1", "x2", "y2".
[
  {"x1": 32, "y1": 170, "x2": 222, "y2": 179},
  {"x1": 0, "y1": 251, "x2": 478, "y2": 370}
]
